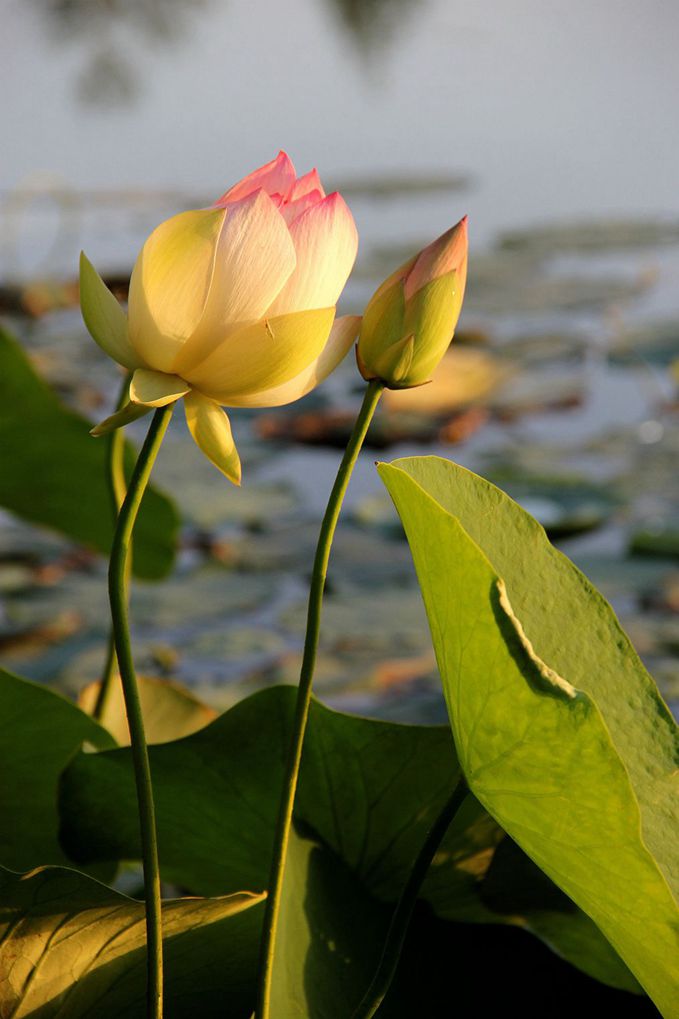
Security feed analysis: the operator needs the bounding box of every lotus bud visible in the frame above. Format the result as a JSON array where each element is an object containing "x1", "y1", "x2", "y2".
[
  {"x1": 79, "y1": 151, "x2": 360, "y2": 484},
  {"x1": 357, "y1": 216, "x2": 468, "y2": 389}
]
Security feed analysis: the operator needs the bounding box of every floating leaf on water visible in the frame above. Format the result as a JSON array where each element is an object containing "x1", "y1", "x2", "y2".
[
  {"x1": 629, "y1": 525, "x2": 679, "y2": 560},
  {"x1": 609, "y1": 320, "x2": 679, "y2": 366},
  {"x1": 499, "y1": 331, "x2": 587, "y2": 365},
  {"x1": 499, "y1": 218, "x2": 679, "y2": 254},
  {"x1": 382, "y1": 348, "x2": 511, "y2": 417},
  {"x1": 466, "y1": 251, "x2": 652, "y2": 314},
  {"x1": 490, "y1": 368, "x2": 584, "y2": 420},
  {"x1": 256, "y1": 407, "x2": 439, "y2": 450},
  {"x1": 486, "y1": 472, "x2": 619, "y2": 539},
  {"x1": 78, "y1": 674, "x2": 217, "y2": 745}
]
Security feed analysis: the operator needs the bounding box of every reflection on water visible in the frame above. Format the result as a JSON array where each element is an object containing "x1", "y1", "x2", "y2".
[
  {"x1": 37, "y1": 0, "x2": 211, "y2": 104},
  {"x1": 329, "y1": 0, "x2": 421, "y2": 48},
  {"x1": 36, "y1": 0, "x2": 419, "y2": 105}
]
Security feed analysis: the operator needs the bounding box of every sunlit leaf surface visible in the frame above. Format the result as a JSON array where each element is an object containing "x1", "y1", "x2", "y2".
[
  {"x1": 379, "y1": 456, "x2": 679, "y2": 1015},
  {"x1": 0, "y1": 864, "x2": 263, "y2": 1017}
]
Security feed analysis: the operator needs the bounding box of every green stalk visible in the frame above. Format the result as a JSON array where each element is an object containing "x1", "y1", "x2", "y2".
[
  {"x1": 108, "y1": 403, "x2": 174, "y2": 1019},
  {"x1": 256, "y1": 380, "x2": 384, "y2": 1018},
  {"x1": 352, "y1": 774, "x2": 469, "y2": 1018},
  {"x1": 94, "y1": 373, "x2": 130, "y2": 722}
]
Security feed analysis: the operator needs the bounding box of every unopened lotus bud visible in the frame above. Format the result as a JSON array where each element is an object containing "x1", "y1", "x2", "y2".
[{"x1": 357, "y1": 216, "x2": 468, "y2": 389}]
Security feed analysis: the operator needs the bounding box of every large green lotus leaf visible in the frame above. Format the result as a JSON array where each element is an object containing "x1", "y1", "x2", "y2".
[
  {"x1": 0, "y1": 326, "x2": 178, "y2": 579},
  {"x1": 59, "y1": 687, "x2": 469, "y2": 898},
  {"x1": 0, "y1": 667, "x2": 114, "y2": 874},
  {"x1": 379, "y1": 456, "x2": 679, "y2": 1015},
  {"x1": 269, "y1": 826, "x2": 388, "y2": 1017},
  {"x1": 59, "y1": 686, "x2": 637, "y2": 993},
  {"x1": 267, "y1": 827, "x2": 650, "y2": 1018},
  {"x1": 478, "y1": 836, "x2": 642, "y2": 993},
  {"x1": 0, "y1": 864, "x2": 263, "y2": 1017}
]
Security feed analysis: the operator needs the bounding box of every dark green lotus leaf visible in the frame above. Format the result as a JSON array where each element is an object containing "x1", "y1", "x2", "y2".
[
  {"x1": 59, "y1": 685, "x2": 637, "y2": 993},
  {"x1": 0, "y1": 666, "x2": 114, "y2": 875},
  {"x1": 0, "y1": 325, "x2": 177, "y2": 579}
]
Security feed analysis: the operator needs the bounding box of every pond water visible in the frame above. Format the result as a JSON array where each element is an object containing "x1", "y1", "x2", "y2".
[{"x1": 2, "y1": 0, "x2": 679, "y2": 721}]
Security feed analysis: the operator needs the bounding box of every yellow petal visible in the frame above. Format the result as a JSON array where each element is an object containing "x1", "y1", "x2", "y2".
[
  {"x1": 183, "y1": 306, "x2": 335, "y2": 403},
  {"x1": 79, "y1": 252, "x2": 142, "y2": 371},
  {"x1": 224, "y1": 314, "x2": 360, "y2": 408},
  {"x1": 184, "y1": 391, "x2": 241, "y2": 484},
  {"x1": 173, "y1": 191, "x2": 296, "y2": 376},
  {"x1": 90, "y1": 400, "x2": 151, "y2": 436},
  {"x1": 129, "y1": 368, "x2": 190, "y2": 407},
  {"x1": 128, "y1": 208, "x2": 226, "y2": 373}
]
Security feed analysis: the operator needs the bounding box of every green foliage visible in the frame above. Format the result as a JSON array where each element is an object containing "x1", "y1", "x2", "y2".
[
  {"x1": 58, "y1": 684, "x2": 637, "y2": 995},
  {"x1": 0, "y1": 667, "x2": 114, "y2": 874},
  {"x1": 379, "y1": 456, "x2": 679, "y2": 1015},
  {"x1": 0, "y1": 864, "x2": 263, "y2": 1017},
  {"x1": 0, "y1": 325, "x2": 178, "y2": 579},
  {"x1": 269, "y1": 826, "x2": 389, "y2": 1017},
  {"x1": 2, "y1": 441, "x2": 674, "y2": 1013}
]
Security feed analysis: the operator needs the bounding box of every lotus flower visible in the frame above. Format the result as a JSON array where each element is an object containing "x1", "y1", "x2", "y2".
[
  {"x1": 357, "y1": 216, "x2": 468, "y2": 389},
  {"x1": 80, "y1": 151, "x2": 360, "y2": 483}
]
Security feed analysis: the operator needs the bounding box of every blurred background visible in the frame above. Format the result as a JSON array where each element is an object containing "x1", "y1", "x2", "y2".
[{"x1": 2, "y1": 0, "x2": 679, "y2": 723}]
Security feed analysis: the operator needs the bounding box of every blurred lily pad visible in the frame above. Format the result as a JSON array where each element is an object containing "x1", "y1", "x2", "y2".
[
  {"x1": 466, "y1": 251, "x2": 651, "y2": 314},
  {"x1": 629, "y1": 525, "x2": 679, "y2": 560},
  {"x1": 382, "y1": 348, "x2": 511, "y2": 417},
  {"x1": 499, "y1": 218, "x2": 679, "y2": 254},
  {"x1": 0, "y1": 325, "x2": 178, "y2": 579},
  {"x1": 78, "y1": 674, "x2": 217, "y2": 744},
  {"x1": 609, "y1": 320, "x2": 679, "y2": 366},
  {"x1": 487, "y1": 473, "x2": 619, "y2": 539}
]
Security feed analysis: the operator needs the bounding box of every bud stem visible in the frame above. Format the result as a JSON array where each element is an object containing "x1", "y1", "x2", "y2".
[
  {"x1": 108, "y1": 403, "x2": 174, "y2": 1019},
  {"x1": 256, "y1": 379, "x2": 384, "y2": 1019},
  {"x1": 352, "y1": 773, "x2": 468, "y2": 1018},
  {"x1": 94, "y1": 373, "x2": 130, "y2": 723}
]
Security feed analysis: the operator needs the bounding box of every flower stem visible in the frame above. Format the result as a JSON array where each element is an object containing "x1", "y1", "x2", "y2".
[
  {"x1": 94, "y1": 374, "x2": 130, "y2": 723},
  {"x1": 108, "y1": 403, "x2": 174, "y2": 1019},
  {"x1": 256, "y1": 379, "x2": 384, "y2": 1019},
  {"x1": 352, "y1": 774, "x2": 469, "y2": 1019}
]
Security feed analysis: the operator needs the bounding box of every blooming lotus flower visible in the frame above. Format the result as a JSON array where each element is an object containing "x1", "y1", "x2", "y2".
[
  {"x1": 357, "y1": 216, "x2": 468, "y2": 389},
  {"x1": 80, "y1": 151, "x2": 360, "y2": 483}
]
